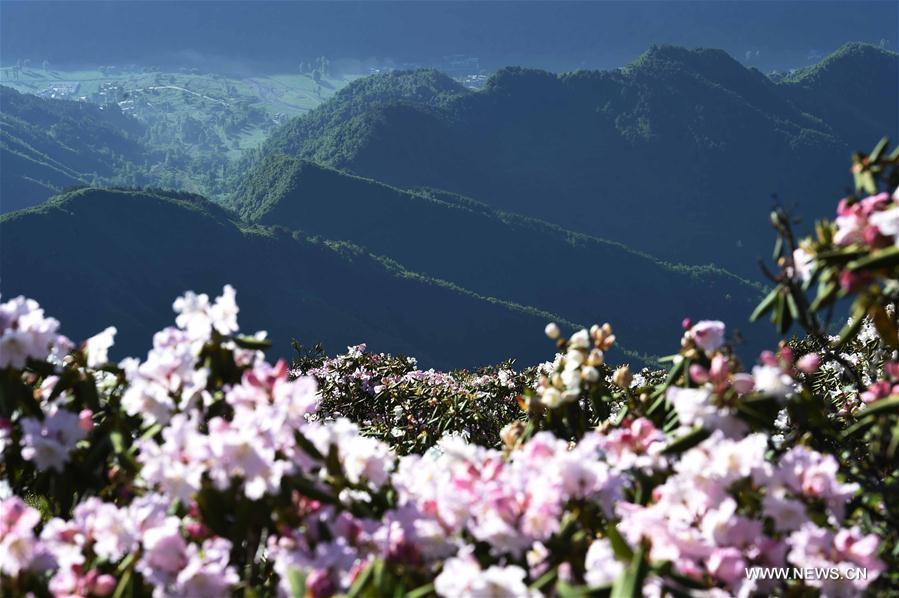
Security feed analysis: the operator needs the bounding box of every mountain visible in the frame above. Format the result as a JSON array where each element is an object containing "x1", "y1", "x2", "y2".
[
  {"x1": 232, "y1": 157, "x2": 766, "y2": 359},
  {"x1": 0, "y1": 187, "x2": 594, "y2": 369},
  {"x1": 0, "y1": 86, "x2": 147, "y2": 213},
  {"x1": 250, "y1": 44, "x2": 899, "y2": 276},
  {"x1": 779, "y1": 42, "x2": 898, "y2": 145}
]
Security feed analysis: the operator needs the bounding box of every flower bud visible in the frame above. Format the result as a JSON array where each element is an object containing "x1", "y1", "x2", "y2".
[
  {"x1": 581, "y1": 366, "x2": 600, "y2": 382},
  {"x1": 88, "y1": 573, "x2": 117, "y2": 597},
  {"x1": 544, "y1": 322, "x2": 561, "y2": 339},
  {"x1": 587, "y1": 348, "x2": 604, "y2": 366},
  {"x1": 796, "y1": 353, "x2": 821, "y2": 374},
  {"x1": 612, "y1": 365, "x2": 633, "y2": 389},
  {"x1": 79, "y1": 409, "x2": 94, "y2": 431}
]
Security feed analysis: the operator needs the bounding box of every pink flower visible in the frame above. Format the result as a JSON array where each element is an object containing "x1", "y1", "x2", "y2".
[
  {"x1": 0, "y1": 497, "x2": 52, "y2": 577},
  {"x1": 20, "y1": 405, "x2": 88, "y2": 472},
  {"x1": 690, "y1": 320, "x2": 726, "y2": 353},
  {"x1": 708, "y1": 546, "x2": 746, "y2": 583},
  {"x1": 796, "y1": 353, "x2": 821, "y2": 374}
]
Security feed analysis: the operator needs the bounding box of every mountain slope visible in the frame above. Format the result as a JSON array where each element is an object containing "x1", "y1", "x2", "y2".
[
  {"x1": 779, "y1": 43, "x2": 898, "y2": 144},
  {"x1": 0, "y1": 188, "x2": 598, "y2": 368},
  {"x1": 0, "y1": 86, "x2": 147, "y2": 213},
  {"x1": 232, "y1": 157, "x2": 767, "y2": 358},
  {"x1": 250, "y1": 44, "x2": 898, "y2": 276}
]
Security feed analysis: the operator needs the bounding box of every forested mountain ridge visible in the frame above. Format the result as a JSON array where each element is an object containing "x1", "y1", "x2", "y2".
[
  {"x1": 0, "y1": 86, "x2": 147, "y2": 212},
  {"x1": 233, "y1": 156, "x2": 766, "y2": 358},
  {"x1": 248, "y1": 69, "x2": 469, "y2": 168},
  {"x1": 247, "y1": 43, "x2": 898, "y2": 275},
  {"x1": 0, "y1": 187, "x2": 594, "y2": 368}
]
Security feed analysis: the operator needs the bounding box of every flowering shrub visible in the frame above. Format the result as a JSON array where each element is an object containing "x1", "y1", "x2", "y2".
[
  {"x1": 293, "y1": 345, "x2": 528, "y2": 454},
  {"x1": 1, "y1": 140, "x2": 898, "y2": 596}
]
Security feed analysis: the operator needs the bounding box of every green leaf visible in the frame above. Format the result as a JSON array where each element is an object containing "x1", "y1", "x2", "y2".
[
  {"x1": 750, "y1": 288, "x2": 779, "y2": 322},
  {"x1": 611, "y1": 544, "x2": 647, "y2": 598},
  {"x1": 233, "y1": 335, "x2": 273, "y2": 350},
  {"x1": 847, "y1": 246, "x2": 899, "y2": 273},
  {"x1": 606, "y1": 522, "x2": 634, "y2": 561},
  {"x1": 832, "y1": 298, "x2": 870, "y2": 349},
  {"x1": 869, "y1": 137, "x2": 890, "y2": 163},
  {"x1": 346, "y1": 560, "x2": 375, "y2": 597},
  {"x1": 854, "y1": 169, "x2": 877, "y2": 195},
  {"x1": 405, "y1": 583, "x2": 435, "y2": 598},
  {"x1": 112, "y1": 567, "x2": 133, "y2": 598},
  {"x1": 294, "y1": 430, "x2": 324, "y2": 460},
  {"x1": 854, "y1": 395, "x2": 899, "y2": 419},
  {"x1": 809, "y1": 280, "x2": 839, "y2": 312},
  {"x1": 661, "y1": 425, "x2": 710, "y2": 455},
  {"x1": 530, "y1": 568, "x2": 558, "y2": 592}
]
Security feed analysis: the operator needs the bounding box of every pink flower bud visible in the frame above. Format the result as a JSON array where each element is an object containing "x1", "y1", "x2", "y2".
[
  {"x1": 689, "y1": 364, "x2": 709, "y2": 384},
  {"x1": 796, "y1": 353, "x2": 821, "y2": 374},
  {"x1": 185, "y1": 521, "x2": 210, "y2": 540},
  {"x1": 681, "y1": 318, "x2": 692, "y2": 330},
  {"x1": 731, "y1": 374, "x2": 755, "y2": 395},
  {"x1": 839, "y1": 270, "x2": 869, "y2": 292},
  {"x1": 779, "y1": 346, "x2": 794, "y2": 366},
  {"x1": 885, "y1": 361, "x2": 899, "y2": 380},
  {"x1": 760, "y1": 351, "x2": 778, "y2": 366},
  {"x1": 709, "y1": 354, "x2": 730, "y2": 381},
  {"x1": 79, "y1": 409, "x2": 94, "y2": 431},
  {"x1": 91, "y1": 574, "x2": 117, "y2": 596}
]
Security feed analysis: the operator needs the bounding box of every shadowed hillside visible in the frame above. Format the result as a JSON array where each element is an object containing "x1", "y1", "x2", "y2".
[
  {"x1": 233, "y1": 157, "x2": 767, "y2": 358},
  {"x1": 1, "y1": 187, "x2": 593, "y2": 368}
]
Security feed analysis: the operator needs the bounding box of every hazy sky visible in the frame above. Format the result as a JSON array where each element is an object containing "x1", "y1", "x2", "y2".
[{"x1": 1, "y1": 1, "x2": 897, "y2": 73}]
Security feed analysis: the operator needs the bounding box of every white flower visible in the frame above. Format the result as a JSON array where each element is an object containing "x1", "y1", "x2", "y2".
[
  {"x1": 544, "y1": 322, "x2": 561, "y2": 339},
  {"x1": 752, "y1": 365, "x2": 797, "y2": 400},
  {"x1": 568, "y1": 329, "x2": 590, "y2": 349},
  {"x1": 869, "y1": 207, "x2": 899, "y2": 244},
  {"x1": 584, "y1": 538, "x2": 624, "y2": 588},
  {"x1": 85, "y1": 326, "x2": 117, "y2": 367},
  {"x1": 0, "y1": 296, "x2": 63, "y2": 368},
  {"x1": 539, "y1": 387, "x2": 563, "y2": 408},
  {"x1": 435, "y1": 554, "x2": 535, "y2": 597},
  {"x1": 791, "y1": 248, "x2": 815, "y2": 283}
]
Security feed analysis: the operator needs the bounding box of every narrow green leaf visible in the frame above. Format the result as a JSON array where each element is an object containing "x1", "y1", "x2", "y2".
[
  {"x1": 611, "y1": 544, "x2": 647, "y2": 598},
  {"x1": 869, "y1": 137, "x2": 890, "y2": 162},
  {"x1": 847, "y1": 246, "x2": 899, "y2": 273},
  {"x1": 750, "y1": 288, "x2": 779, "y2": 322},
  {"x1": 662, "y1": 426, "x2": 710, "y2": 455},
  {"x1": 606, "y1": 522, "x2": 634, "y2": 561}
]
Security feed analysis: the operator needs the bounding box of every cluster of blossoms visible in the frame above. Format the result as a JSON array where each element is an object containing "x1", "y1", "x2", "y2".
[
  {"x1": 5, "y1": 142, "x2": 899, "y2": 598},
  {"x1": 0, "y1": 295, "x2": 70, "y2": 369},
  {"x1": 0, "y1": 284, "x2": 892, "y2": 597},
  {"x1": 667, "y1": 320, "x2": 811, "y2": 439},
  {"x1": 833, "y1": 189, "x2": 899, "y2": 250},
  {"x1": 295, "y1": 343, "x2": 527, "y2": 454},
  {"x1": 535, "y1": 322, "x2": 615, "y2": 408}
]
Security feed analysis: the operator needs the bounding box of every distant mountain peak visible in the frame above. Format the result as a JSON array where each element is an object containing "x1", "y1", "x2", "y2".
[{"x1": 784, "y1": 42, "x2": 898, "y2": 85}]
